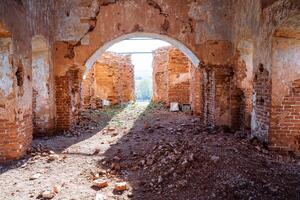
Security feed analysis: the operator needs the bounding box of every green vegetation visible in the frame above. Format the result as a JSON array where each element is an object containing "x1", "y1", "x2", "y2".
[{"x1": 135, "y1": 78, "x2": 152, "y2": 101}]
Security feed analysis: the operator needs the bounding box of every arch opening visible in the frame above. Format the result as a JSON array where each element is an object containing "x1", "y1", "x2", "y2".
[
  {"x1": 81, "y1": 35, "x2": 199, "y2": 114},
  {"x1": 84, "y1": 33, "x2": 201, "y2": 76},
  {"x1": 269, "y1": 12, "x2": 300, "y2": 152}
]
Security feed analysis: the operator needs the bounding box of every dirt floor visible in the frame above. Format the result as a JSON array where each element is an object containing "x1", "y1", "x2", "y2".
[{"x1": 0, "y1": 102, "x2": 300, "y2": 200}]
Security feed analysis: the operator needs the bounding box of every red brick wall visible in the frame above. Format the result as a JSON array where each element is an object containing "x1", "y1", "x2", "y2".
[
  {"x1": 200, "y1": 65, "x2": 243, "y2": 130},
  {"x1": 152, "y1": 47, "x2": 192, "y2": 106},
  {"x1": 81, "y1": 52, "x2": 134, "y2": 107},
  {"x1": 201, "y1": 67, "x2": 216, "y2": 126},
  {"x1": 55, "y1": 75, "x2": 72, "y2": 130},
  {"x1": 189, "y1": 66, "x2": 202, "y2": 116},
  {"x1": 0, "y1": 120, "x2": 19, "y2": 162},
  {"x1": 167, "y1": 48, "x2": 191, "y2": 105},
  {"x1": 270, "y1": 79, "x2": 300, "y2": 152},
  {"x1": 120, "y1": 56, "x2": 135, "y2": 103},
  {"x1": 55, "y1": 68, "x2": 81, "y2": 131},
  {"x1": 152, "y1": 47, "x2": 169, "y2": 104},
  {"x1": 0, "y1": 114, "x2": 32, "y2": 162}
]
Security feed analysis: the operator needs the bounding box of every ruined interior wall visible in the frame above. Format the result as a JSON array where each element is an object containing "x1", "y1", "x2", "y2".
[
  {"x1": 0, "y1": 0, "x2": 57, "y2": 161},
  {"x1": 189, "y1": 65, "x2": 202, "y2": 116},
  {"x1": 167, "y1": 47, "x2": 191, "y2": 105},
  {"x1": 0, "y1": 1, "x2": 32, "y2": 161},
  {"x1": 201, "y1": 68, "x2": 216, "y2": 126},
  {"x1": 94, "y1": 62, "x2": 117, "y2": 104},
  {"x1": 214, "y1": 67, "x2": 232, "y2": 128},
  {"x1": 270, "y1": 36, "x2": 300, "y2": 152},
  {"x1": 55, "y1": 67, "x2": 82, "y2": 131},
  {"x1": 120, "y1": 55, "x2": 135, "y2": 103},
  {"x1": 253, "y1": 1, "x2": 300, "y2": 143},
  {"x1": 152, "y1": 47, "x2": 191, "y2": 106},
  {"x1": 82, "y1": 52, "x2": 134, "y2": 107},
  {"x1": 250, "y1": 1, "x2": 298, "y2": 141},
  {"x1": 53, "y1": 0, "x2": 234, "y2": 76},
  {"x1": 152, "y1": 47, "x2": 169, "y2": 104},
  {"x1": 81, "y1": 67, "x2": 95, "y2": 109},
  {"x1": 231, "y1": 0, "x2": 300, "y2": 141},
  {"x1": 3, "y1": 0, "x2": 300, "y2": 161},
  {"x1": 32, "y1": 37, "x2": 55, "y2": 135},
  {"x1": 199, "y1": 65, "x2": 245, "y2": 130},
  {"x1": 51, "y1": 0, "x2": 235, "y2": 133},
  {"x1": 27, "y1": 0, "x2": 56, "y2": 135}
]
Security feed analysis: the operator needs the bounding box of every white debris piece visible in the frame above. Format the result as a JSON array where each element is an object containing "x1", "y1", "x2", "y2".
[{"x1": 170, "y1": 102, "x2": 179, "y2": 112}]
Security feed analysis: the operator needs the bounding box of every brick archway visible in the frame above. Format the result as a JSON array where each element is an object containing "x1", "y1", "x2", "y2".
[
  {"x1": 81, "y1": 34, "x2": 201, "y2": 112},
  {"x1": 269, "y1": 12, "x2": 300, "y2": 153},
  {"x1": 84, "y1": 32, "x2": 201, "y2": 76}
]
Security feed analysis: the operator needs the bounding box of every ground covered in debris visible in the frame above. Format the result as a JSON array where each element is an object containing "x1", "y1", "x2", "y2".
[{"x1": 0, "y1": 102, "x2": 300, "y2": 200}]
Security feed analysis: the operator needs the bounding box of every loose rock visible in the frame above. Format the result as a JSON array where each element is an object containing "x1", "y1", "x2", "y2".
[{"x1": 114, "y1": 182, "x2": 128, "y2": 191}]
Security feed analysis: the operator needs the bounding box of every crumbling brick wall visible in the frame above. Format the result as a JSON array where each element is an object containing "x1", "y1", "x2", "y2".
[
  {"x1": 168, "y1": 48, "x2": 191, "y2": 105},
  {"x1": 81, "y1": 69, "x2": 95, "y2": 109},
  {"x1": 152, "y1": 47, "x2": 169, "y2": 104},
  {"x1": 0, "y1": 5, "x2": 34, "y2": 161},
  {"x1": 82, "y1": 52, "x2": 134, "y2": 107},
  {"x1": 269, "y1": 36, "x2": 300, "y2": 153},
  {"x1": 197, "y1": 65, "x2": 244, "y2": 130},
  {"x1": 1, "y1": 0, "x2": 299, "y2": 163},
  {"x1": 270, "y1": 79, "x2": 300, "y2": 152},
  {"x1": 55, "y1": 67, "x2": 82, "y2": 131},
  {"x1": 189, "y1": 66, "x2": 202, "y2": 116},
  {"x1": 152, "y1": 47, "x2": 192, "y2": 106}
]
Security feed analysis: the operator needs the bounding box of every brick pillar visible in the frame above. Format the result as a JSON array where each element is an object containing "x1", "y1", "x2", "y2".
[
  {"x1": 202, "y1": 67, "x2": 216, "y2": 127},
  {"x1": 55, "y1": 68, "x2": 82, "y2": 131},
  {"x1": 190, "y1": 65, "x2": 202, "y2": 116}
]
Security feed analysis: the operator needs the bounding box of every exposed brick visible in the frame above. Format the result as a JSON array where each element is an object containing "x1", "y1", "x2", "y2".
[{"x1": 81, "y1": 52, "x2": 134, "y2": 108}]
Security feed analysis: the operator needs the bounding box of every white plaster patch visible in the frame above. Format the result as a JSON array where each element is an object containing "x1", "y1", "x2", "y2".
[
  {"x1": 170, "y1": 73, "x2": 190, "y2": 85},
  {"x1": 251, "y1": 91, "x2": 258, "y2": 135},
  {"x1": 0, "y1": 38, "x2": 13, "y2": 97}
]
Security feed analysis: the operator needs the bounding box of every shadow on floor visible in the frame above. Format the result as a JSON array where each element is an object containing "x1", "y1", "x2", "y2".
[
  {"x1": 0, "y1": 104, "x2": 127, "y2": 175},
  {"x1": 95, "y1": 103, "x2": 300, "y2": 200}
]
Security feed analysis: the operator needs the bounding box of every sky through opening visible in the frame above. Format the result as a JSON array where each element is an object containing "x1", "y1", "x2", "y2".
[{"x1": 106, "y1": 38, "x2": 171, "y2": 101}]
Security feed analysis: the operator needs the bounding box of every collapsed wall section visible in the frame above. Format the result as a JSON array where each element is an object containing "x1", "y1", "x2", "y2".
[
  {"x1": 152, "y1": 47, "x2": 192, "y2": 106},
  {"x1": 82, "y1": 52, "x2": 135, "y2": 108}
]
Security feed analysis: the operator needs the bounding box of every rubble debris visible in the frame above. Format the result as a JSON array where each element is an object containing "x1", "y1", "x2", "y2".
[
  {"x1": 40, "y1": 190, "x2": 55, "y2": 199},
  {"x1": 1, "y1": 103, "x2": 300, "y2": 200},
  {"x1": 29, "y1": 173, "x2": 41, "y2": 180},
  {"x1": 114, "y1": 182, "x2": 128, "y2": 191},
  {"x1": 210, "y1": 155, "x2": 220, "y2": 163},
  {"x1": 53, "y1": 184, "x2": 62, "y2": 193},
  {"x1": 93, "y1": 178, "x2": 109, "y2": 188},
  {"x1": 170, "y1": 102, "x2": 179, "y2": 112}
]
